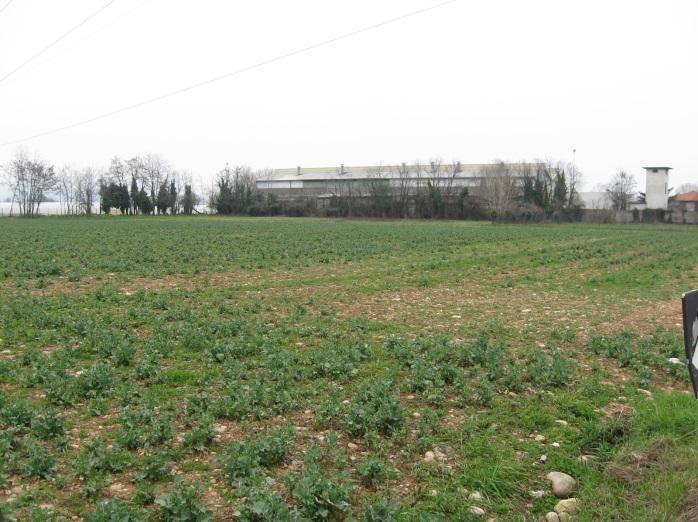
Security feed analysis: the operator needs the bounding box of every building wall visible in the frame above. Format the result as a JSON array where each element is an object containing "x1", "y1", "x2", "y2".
[
  {"x1": 668, "y1": 201, "x2": 698, "y2": 224},
  {"x1": 645, "y1": 169, "x2": 669, "y2": 209}
]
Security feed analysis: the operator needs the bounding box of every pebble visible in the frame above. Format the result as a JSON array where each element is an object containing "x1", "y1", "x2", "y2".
[
  {"x1": 469, "y1": 491, "x2": 483, "y2": 501},
  {"x1": 546, "y1": 472, "x2": 578, "y2": 498},
  {"x1": 538, "y1": 454, "x2": 548, "y2": 464},
  {"x1": 554, "y1": 498, "x2": 579, "y2": 515},
  {"x1": 534, "y1": 434, "x2": 547, "y2": 442},
  {"x1": 430, "y1": 489, "x2": 438, "y2": 497},
  {"x1": 108, "y1": 483, "x2": 128, "y2": 496},
  {"x1": 213, "y1": 424, "x2": 227, "y2": 434},
  {"x1": 552, "y1": 442, "x2": 560, "y2": 448},
  {"x1": 555, "y1": 420, "x2": 569, "y2": 427},
  {"x1": 578, "y1": 454, "x2": 597, "y2": 463},
  {"x1": 469, "y1": 506, "x2": 486, "y2": 517},
  {"x1": 423, "y1": 451, "x2": 435, "y2": 463},
  {"x1": 545, "y1": 512, "x2": 560, "y2": 522},
  {"x1": 637, "y1": 389, "x2": 653, "y2": 398},
  {"x1": 668, "y1": 357, "x2": 682, "y2": 365},
  {"x1": 347, "y1": 442, "x2": 358, "y2": 450},
  {"x1": 529, "y1": 490, "x2": 546, "y2": 498}
]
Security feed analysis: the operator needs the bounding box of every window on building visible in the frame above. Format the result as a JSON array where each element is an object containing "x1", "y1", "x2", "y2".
[{"x1": 652, "y1": 169, "x2": 658, "y2": 173}]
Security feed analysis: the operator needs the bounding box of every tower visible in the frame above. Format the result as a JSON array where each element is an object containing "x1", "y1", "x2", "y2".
[{"x1": 643, "y1": 166, "x2": 671, "y2": 209}]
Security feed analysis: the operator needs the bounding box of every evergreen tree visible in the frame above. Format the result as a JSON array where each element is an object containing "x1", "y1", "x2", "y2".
[
  {"x1": 182, "y1": 185, "x2": 195, "y2": 215},
  {"x1": 130, "y1": 176, "x2": 138, "y2": 214},
  {"x1": 552, "y1": 171, "x2": 568, "y2": 210},
  {"x1": 139, "y1": 188, "x2": 153, "y2": 214},
  {"x1": 156, "y1": 182, "x2": 170, "y2": 215},
  {"x1": 169, "y1": 180, "x2": 177, "y2": 214}
]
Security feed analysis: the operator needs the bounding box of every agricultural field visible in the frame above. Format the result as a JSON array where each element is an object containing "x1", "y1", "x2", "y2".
[{"x1": 2, "y1": 216, "x2": 698, "y2": 521}]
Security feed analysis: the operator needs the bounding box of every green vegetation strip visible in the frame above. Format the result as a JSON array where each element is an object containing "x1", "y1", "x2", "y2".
[{"x1": 1, "y1": 217, "x2": 697, "y2": 521}]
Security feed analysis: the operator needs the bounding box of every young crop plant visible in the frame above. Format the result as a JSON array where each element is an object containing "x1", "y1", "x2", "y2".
[
  {"x1": 30, "y1": 409, "x2": 66, "y2": 440},
  {"x1": 182, "y1": 415, "x2": 216, "y2": 452},
  {"x1": 356, "y1": 454, "x2": 395, "y2": 488},
  {"x1": 250, "y1": 424, "x2": 295, "y2": 468},
  {"x1": 73, "y1": 439, "x2": 132, "y2": 477},
  {"x1": 219, "y1": 424, "x2": 295, "y2": 494},
  {"x1": 290, "y1": 465, "x2": 351, "y2": 520},
  {"x1": 237, "y1": 489, "x2": 301, "y2": 521},
  {"x1": 155, "y1": 477, "x2": 212, "y2": 522},
  {"x1": 77, "y1": 363, "x2": 115, "y2": 399},
  {"x1": 134, "y1": 451, "x2": 172, "y2": 482},
  {"x1": 0, "y1": 400, "x2": 34, "y2": 430},
  {"x1": 20, "y1": 441, "x2": 57, "y2": 479},
  {"x1": 220, "y1": 442, "x2": 264, "y2": 492},
  {"x1": 360, "y1": 496, "x2": 401, "y2": 522},
  {"x1": 344, "y1": 380, "x2": 405, "y2": 438},
  {"x1": 85, "y1": 498, "x2": 147, "y2": 522},
  {"x1": 117, "y1": 405, "x2": 175, "y2": 450}
]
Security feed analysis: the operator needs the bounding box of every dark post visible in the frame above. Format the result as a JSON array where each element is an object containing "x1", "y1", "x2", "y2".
[{"x1": 681, "y1": 290, "x2": 698, "y2": 397}]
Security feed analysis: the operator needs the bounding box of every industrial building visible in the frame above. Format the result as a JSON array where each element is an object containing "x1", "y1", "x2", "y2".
[{"x1": 257, "y1": 163, "x2": 495, "y2": 201}]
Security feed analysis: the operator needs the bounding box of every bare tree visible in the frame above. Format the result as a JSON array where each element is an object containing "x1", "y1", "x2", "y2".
[
  {"x1": 142, "y1": 154, "x2": 169, "y2": 214},
  {"x1": 675, "y1": 183, "x2": 698, "y2": 195},
  {"x1": 479, "y1": 160, "x2": 518, "y2": 218},
  {"x1": 365, "y1": 164, "x2": 393, "y2": 217},
  {"x1": 393, "y1": 162, "x2": 412, "y2": 217},
  {"x1": 565, "y1": 161, "x2": 582, "y2": 207},
  {"x1": 605, "y1": 170, "x2": 636, "y2": 211},
  {"x1": 2, "y1": 150, "x2": 56, "y2": 216},
  {"x1": 76, "y1": 168, "x2": 98, "y2": 215},
  {"x1": 57, "y1": 166, "x2": 79, "y2": 215},
  {"x1": 442, "y1": 161, "x2": 463, "y2": 216}
]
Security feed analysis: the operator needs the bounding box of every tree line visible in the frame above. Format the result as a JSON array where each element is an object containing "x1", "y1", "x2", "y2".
[{"x1": 3, "y1": 150, "x2": 591, "y2": 221}]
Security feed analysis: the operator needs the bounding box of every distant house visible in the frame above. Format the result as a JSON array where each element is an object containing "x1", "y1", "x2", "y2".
[{"x1": 669, "y1": 191, "x2": 698, "y2": 224}]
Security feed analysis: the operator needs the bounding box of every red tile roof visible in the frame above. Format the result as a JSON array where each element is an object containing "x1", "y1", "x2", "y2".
[{"x1": 672, "y1": 191, "x2": 698, "y2": 202}]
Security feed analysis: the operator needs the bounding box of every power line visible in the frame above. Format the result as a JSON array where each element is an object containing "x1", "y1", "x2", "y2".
[
  {"x1": 0, "y1": 0, "x2": 117, "y2": 85},
  {"x1": 0, "y1": 0, "x2": 459, "y2": 149},
  {"x1": 0, "y1": 0, "x2": 14, "y2": 16},
  {"x1": 2, "y1": 0, "x2": 155, "y2": 87}
]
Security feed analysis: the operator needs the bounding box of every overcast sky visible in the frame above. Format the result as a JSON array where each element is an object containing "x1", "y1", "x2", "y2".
[{"x1": 0, "y1": 0, "x2": 696, "y2": 194}]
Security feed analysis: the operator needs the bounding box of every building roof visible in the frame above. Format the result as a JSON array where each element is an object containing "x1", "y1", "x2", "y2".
[
  {"x1": 258, "y1": 163, "x2": 537, "y2": 183},
  {"x1": 671, "y1": 191, "x2": 698, "y2": 202},
  {"x1": 642, "y1": 166, "x2": 673, "y2": 170}
]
